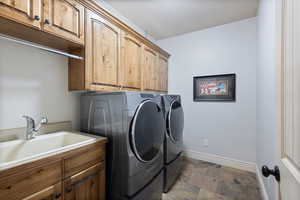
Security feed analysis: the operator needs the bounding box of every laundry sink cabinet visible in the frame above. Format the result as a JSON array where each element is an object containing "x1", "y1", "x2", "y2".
[{"x1": 0, "y1": 136, "x2": 107, "y2": 200}]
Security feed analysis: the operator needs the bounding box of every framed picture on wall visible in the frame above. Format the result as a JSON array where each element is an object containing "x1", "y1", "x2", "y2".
[{"x1": 193, "y1": 74, "x2": 236, "y2": 101}]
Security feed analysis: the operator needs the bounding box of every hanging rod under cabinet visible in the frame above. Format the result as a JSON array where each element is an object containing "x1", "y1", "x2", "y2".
[{"x1": 0, "y1": 33, "x2": 84, "y2": 60}]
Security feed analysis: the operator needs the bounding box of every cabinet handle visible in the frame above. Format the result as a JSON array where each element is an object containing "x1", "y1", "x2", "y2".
[
  {"x1": 66, "y1": 187, "x2": 73, "y2": 193},
  {"x1": 34, "y1": 15, "x2": 40, "y2": 21},
  {"x1": 44, "y1": 19, "x2": 50, "y2": 24},
  {"x1": 54, "y1": 193, "x2": 61, "y2": 199}
]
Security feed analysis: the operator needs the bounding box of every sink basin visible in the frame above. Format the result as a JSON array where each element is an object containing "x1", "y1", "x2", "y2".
[{"x1": 0, "y1": 131, "x2": 97, "y2": 170}]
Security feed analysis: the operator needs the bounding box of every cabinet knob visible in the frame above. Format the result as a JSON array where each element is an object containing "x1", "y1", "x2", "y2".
[
  {"x1": 91, "y1": 180, "x2": 95, "y2": 186},
  {"x1": 66, "y1": 186, "x2": 73, "y2": 193},
  {"x1": 44, "y1": 19, "x2": 50, "y2": 24},
  {"x1": 54, "y1": 193, "x2": 61, "y2": 199},
  {"x1": 262, "y1": 165, "x2": 280, "y2": 182},
  {"x1": 34, "y1": 15, "x2": 40, "y2": 21}
]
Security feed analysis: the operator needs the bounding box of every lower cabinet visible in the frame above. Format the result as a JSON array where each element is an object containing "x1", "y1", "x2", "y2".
[
  {"x1": 64, "y1": 163, "x2": 105, "y2": 200},
  {"x1": 22, "y1": 183, "x2": 62, "y2": 200},
  {"x1": 0, "y1": 141, "x2": 107, "y2": 200},
  {"x1": 21, "y1": 163, "x2": 105, "y2": 200}
]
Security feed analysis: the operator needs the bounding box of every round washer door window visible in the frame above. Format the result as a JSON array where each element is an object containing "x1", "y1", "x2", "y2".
[
  {"x1": 131, "y1": 100, "x2": 165, "y2": 162},
  {"x1": 167, "y1": 101, "x2": 184, "y2": 143}
]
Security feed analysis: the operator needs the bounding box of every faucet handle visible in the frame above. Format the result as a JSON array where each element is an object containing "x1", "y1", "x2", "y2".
[
  {"x1": 40, "y1": 117, "x2": 48, "y2": 124},
  {"x1": 33, "y1": 116, "x2": 48, "y2": 132}
]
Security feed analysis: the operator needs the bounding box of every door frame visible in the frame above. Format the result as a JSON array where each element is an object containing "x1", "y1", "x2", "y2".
[
  {"x1": 276, "y1": 0, "x2": 300, "y2": 199},
  {"x1": 276, "y1": 0, "x2": 283, "y2": 198},
  {"x1": 275, "y1": 0, "x2": 283, "y2": 199}
]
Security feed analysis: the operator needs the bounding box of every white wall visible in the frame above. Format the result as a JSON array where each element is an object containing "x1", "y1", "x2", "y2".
[
  {"x1": 0, "y1": 39, "x2": 80, "y2": 130},
  {"x1": 0, "y1": 1, "x2": 156, "y2": 132},
  {"x1": 256, "y1": 0, "x2": 279, "y2": 199},
  {"x1": 157, "y1": 18, "x2": 257, "y2": 163}
]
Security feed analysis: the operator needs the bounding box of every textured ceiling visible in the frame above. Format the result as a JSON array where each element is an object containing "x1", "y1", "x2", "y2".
[{"x1": 104, "y1": 0, "x2": 258, "y2": 40}]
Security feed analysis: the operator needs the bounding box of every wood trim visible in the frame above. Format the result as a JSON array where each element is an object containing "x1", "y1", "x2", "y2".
[
  {"x1": 67, "y1": 162, "x2": 104, "y2": 184},
  {"x1": 255, "y1": 166, "x2": 270, "y2": 200},
  {"x1": 22, "y1": 182, "x2": 62, "y2": 200},
  {"x1": 142, "y1": 89, "x2": 167, "y2": 94},
  {"x1": 120, "y1": 87, "x2": 142, "y2": 92},
  {"x1": 89, "y1": 84, "x2": 121, "y2": 92},
  {"x1": 76, "y1": 0, "x2": 170, "y2": 58}
]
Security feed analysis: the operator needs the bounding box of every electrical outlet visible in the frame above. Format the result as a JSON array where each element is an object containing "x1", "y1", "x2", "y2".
[{"x1": 203, "y1": 139, "x2": 209, "y2": 147}]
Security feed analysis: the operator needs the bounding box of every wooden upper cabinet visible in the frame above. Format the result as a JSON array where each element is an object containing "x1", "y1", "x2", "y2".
[
  {"x1": 43, "y1": 0, "x2": 84, "y2": 44},
  {"x1": 22, "y1": 183, "x2": 62, "y2": 200},
  {"x1": 85, "y1": 10, "x2": 120, "y2": 89},
  {"x1": 157, "y1": 55, "x2": 168, "y2": 91},
  {"x1": 142, "y1": 46, "x2": 158, "y2": 91},
  {"x1": 0, "y1": 0, "x2": 41, "y2": 28},
  {"x1": 120, "y1": 32, "x2": 142, "y2": 89},
  {"x1": 64, "y1": 163, "x2": 105, "y2": 200}
]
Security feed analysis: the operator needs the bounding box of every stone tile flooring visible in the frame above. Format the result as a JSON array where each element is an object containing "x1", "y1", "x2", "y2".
[{"x1": 162, "y1": 157, "x2": 262, "y2": 200}]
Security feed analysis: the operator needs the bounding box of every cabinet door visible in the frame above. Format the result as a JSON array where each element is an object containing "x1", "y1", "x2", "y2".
[
  {"x1": 64, "y1": 163, "x2": 105, "y2": 200},
  {"x1": 85, "y1": 10, "x2": 120, "y2": 89},
  {"x1": 157, "y1": 55, "x2": 168, "y2": 92},
  {"x1": 43, "y1": 0, "x2": 84, "y2": 44},
  {"x1": 120, "y1": 32, "x2": 142, "y2": 90},
  {"x1": 0, "y1": 161, "x2": 62, "y2": 200},
  {"x1": 0, "y1": 0, "x2": 41, "y2": 28},
  {"x1": 142, "y1": 46, "x2": 158, "y2": 91},
  {"x1": 22, "y1": 183, "x2": 62, "y2": 200}
]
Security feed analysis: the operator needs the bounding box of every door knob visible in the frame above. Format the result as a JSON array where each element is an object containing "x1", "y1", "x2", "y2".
[
  {"x1": 262, "y1": 165, "x2": 280, "y2": 182},
  {"x1": 44, "y1": 19, "x2": 50, "y2": 24},
  {"x1": 34, "y1": 15, "x2": 40, "y2": 21}
]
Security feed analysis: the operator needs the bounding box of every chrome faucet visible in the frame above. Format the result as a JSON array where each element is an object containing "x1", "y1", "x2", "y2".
[{"x1": 22, "y1": 115, "x2": 48, "y2": 140}]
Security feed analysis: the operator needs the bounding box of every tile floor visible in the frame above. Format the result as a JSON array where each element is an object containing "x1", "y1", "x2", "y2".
[{"x1": 162, "y1": 157, "x2": 262, "y2": 200}]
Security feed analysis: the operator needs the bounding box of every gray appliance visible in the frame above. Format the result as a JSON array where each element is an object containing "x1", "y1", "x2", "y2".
[
  {"x1": 81, "y1": 92, "x2": 165, "y2": 200},
  {"x1": 161, "y1": 95, "x2": 184, "y2": 193}
]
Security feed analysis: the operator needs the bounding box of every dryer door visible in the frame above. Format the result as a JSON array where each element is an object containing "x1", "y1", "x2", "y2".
[
  {"x1": 130, "y1": 100, "x2": 165, "y2": 163},
  {"x1": 167, "y1": 100, "x2": 184, "y2": 143}
]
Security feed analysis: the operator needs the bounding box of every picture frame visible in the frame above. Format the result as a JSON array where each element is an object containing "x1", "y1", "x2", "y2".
[{"x1": 193, "y1": 74, "x2": 236, "y2": 102}]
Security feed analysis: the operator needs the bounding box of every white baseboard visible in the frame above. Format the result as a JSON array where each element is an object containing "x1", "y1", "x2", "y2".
[
  {"x1": 256, "y1": 166, "x2": 270, "y2": 200},
  {"x1": 183, "y1": 149, "x2": 269, "y2": 200},
  {"x1": 183, "y1": 149, "x2": 256, "y2": 173}
]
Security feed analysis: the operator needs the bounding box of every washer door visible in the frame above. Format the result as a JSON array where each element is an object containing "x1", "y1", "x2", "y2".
[
  {"x1": 167, "y1": 100, "x2": 184, "y2": 143},
  {"x1": 131, "y1": 100, "x2": 165, "y2": 162}
]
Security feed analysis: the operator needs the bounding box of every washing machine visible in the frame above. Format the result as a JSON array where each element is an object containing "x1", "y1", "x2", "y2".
[
  {"x1": 161, "y1": 95, "x2": 184, "y2": 193},
  {"x1": 81, "y1": 92, "x2": 165, "y2": 200}
]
